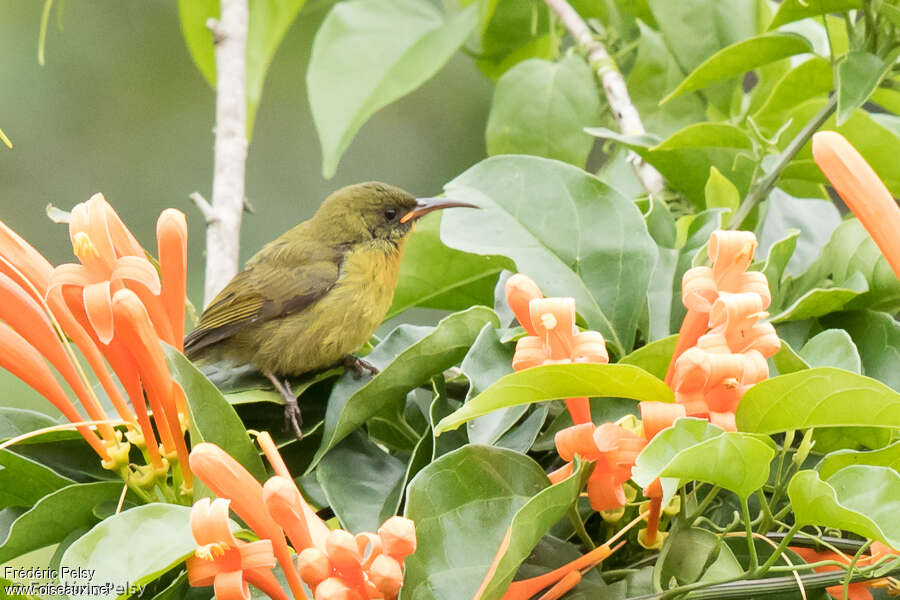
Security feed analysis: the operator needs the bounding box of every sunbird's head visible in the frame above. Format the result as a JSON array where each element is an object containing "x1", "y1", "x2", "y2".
[{"x1": 314, "y1": 181, "x2": 477, "y2": 245}]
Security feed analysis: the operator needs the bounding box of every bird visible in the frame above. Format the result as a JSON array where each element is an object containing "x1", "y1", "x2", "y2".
[{"x1": 184, "y1": 182, "x2": 477, "y2": 437}]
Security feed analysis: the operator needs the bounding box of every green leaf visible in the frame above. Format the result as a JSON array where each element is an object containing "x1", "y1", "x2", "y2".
[
  {"x1": 788, "y1": 466, "x2": 900, "y2": 548},
  {"x1": 316, "y1": 431, "x2": 406, "y2": 533},
  {"x1": 177, "y1": 0, "x2": 307, "y2": 134},
  {"x1": 822, "y1": 310, "x2": 900, "y2": 392},
  {"x1": 771, "y1": 271, "x2": 869, "y2": 322},
  {"x1": 0, "y1": 482, "x2": 124, "y2": 563},
  {"x1": 516, "y1": 535, "x2": 621, "y2": 598},
  {"x1": 752, "y1": 57, "x2": 833, "y2": 130},
  {"x1": 313, "y1": 307, "x2": 498, "y2": 467},
  {"x1": 308, "y1": 0, "x2": 478, "y2": 177},
  {"x1": 475, "y1": 0, "x2": 553, "y2": 78},
  {"x1": 769, "y1": 0, "x2": 862, "y2": 29},
  {"x1": 761, "y1": 231, "x2": 800, "y2": 300},
  {"x1": 402, "y1": 445, "x2": 551, "y2": 600},
  {"x1": 756, "y1": 190, "x2": 841, "y2": 278},
  {"x1": 837, "y1": 51, "x2": 896, "y2": 126},
  {"x1": 705, "y1": 167, "x2": 740, "y2": 224},
  {"x1": 798, "y1": 329, "x2": 861, "y2": 373},
  {"x1": 772, "y1": 338, "x2": 810, "y2": 375},
  {"x1": 462, "y1": 325, "x2": 519, "y2": 446},
  {"x1": 737, "y1": 367, "x2": 900, "y2": 433},
  {"x1": 619, "y1": 335, "x2": 677, "y2": 381},
  {"x1": 0, "y1": 450, "x2": 72, "y2": 509},
  {"x1": 0, "y1": 407, "x2": 59, "y2": 442},
  {"x1": 164, "y1": 345, "x2": 266, "y2": 482},
  {"x1": 475, "y1": 460, "x2": 590, "y2": 600},
  {"x1": 60, "y1": 504, "x2": 199, "y2": 600},
  {"x1": 435, "y1": 363, "x2": 673, "y2": 435},
  {"x1": 486, "y1": 56, "x2": 599, "y2": 167},
  {"x1": 663, "y1": 34, "x2": 812, "y2": 103},
  {"x1": 440, "y1": 155, "x2": 658, "y2": 354},
  {"x1": 819, "y1": 440, "x2": 900, "y2": 479},
  {"x1": 658, "y1": 527, "x2": 743, "y2": 586},
  {"x1": 387, "y1": 213, "x2": 509, "y2": 321},
  {"x1": 653, "y1": 123, "x2": 753, "y2": 150},
  {"x1": 587, "y1": 128, "x2": 754, "y2": 208},
  {"x1": 633, "y1": 418, "x2": 774, "y2": 499}
]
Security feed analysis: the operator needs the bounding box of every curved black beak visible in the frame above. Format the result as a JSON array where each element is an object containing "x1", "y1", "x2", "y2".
[{"x1": 400, "y1": 197, "x2": 479, "y2": 223}]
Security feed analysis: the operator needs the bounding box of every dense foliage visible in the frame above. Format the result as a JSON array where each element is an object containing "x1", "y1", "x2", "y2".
[{"x1": 4, "y1": 0, "x2": 900, "y2": 599}]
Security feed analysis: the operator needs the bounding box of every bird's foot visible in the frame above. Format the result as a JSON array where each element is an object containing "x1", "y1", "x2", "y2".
[
  {"x1": 265, "y1": 373, "x2": 303, "y2": 440},
  {"x1": 343, "y1": 355, "x2": 379, "y2": 380}
]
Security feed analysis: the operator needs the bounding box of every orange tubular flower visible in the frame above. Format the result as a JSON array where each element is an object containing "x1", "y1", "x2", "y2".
[
  {"x1": 189, "y1": 443, "x2": 307, "y2": 599},
  {"x1": 187, "y1": 498, "x2": 287, "y2": 600},
  {"x1": 506, "y1": 274, "x2": 609, "y2": 425},
  {"x1": 0, "y1": 321, "x2": 107, "y2": 459},
  {"x1": 111, "y1": 289, "x2": 192, "y2": 489},
  {"x1": 812, "y1": 131, "x2": 900, "y2": 280},
  {"x1": 157, "y1": 209, "x2": 188, "y2": 350},
  {"x1": 790, "y1": 543, "x2": 900, "y2": 600}
]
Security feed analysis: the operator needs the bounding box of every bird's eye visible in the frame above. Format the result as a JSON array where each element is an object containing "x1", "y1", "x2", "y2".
[{"x1": 384, "y1": 208, "x2": 398, "y2": 221}]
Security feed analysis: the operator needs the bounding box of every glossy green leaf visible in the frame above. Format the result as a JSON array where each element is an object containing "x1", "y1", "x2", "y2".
[
  {"x1": 494, "y1": 404, "x2": 548, "y2": 453},
  {"x1": 757, "y1": 190, "x2": 841, "y2": 278},
  {"x1": 769, "y1": 0, "x2": 861, "y2": 29},
  {"x1": 308, "y1": 0, "x2": 478, "y2": 177},
  {"x1": 475, "y1": 0, "x2": 552, "y2": 78},
  {"x1": 752, "y1": 57, "x2": 833, "y2": 130},
  {"x1": 475, "y1": 460, "x2": 590, "y2": 599},
  {"x1": 462, "y1": 325, "x2": 519, "y2": 446},
  {"x1": 772, "y1": 338, "x2": 810, "y2": 375},
  {"x1": 60, "y1": 504, "x2": 198, "y2": 600},
  {"x1": 837, "y1": 51, "x2": 896, "y2": 125},
  {"x1": 619, "y1": 335, "x2": 677, "y2": 381},
  {"x1": 627, "y1": 21, "x2": 706, "y2": 137},
  {"x1": 0, "y1": 407, "x2": 59, "y2": 442},
  {"x1": 178, "y1": 0, "x2": 307, "y2": 133},
  {"x1": 164, "y1": 345, "x2": 265, "y2": 482},
  {"x1": 0, "y1": 450, "x2": 72, "y2": 509},
  {"x1": 633, "y1": 418, "x2": 774, "y2": 498},
  {"x1": 402, "y1": 445, "x2": 551, "y2": 600},
  {"x1": 486, "y1": 56, "x2": 599, "y2": 167},
  {"x1": 823, "y1": 310, "x2": 900, "y2": 392},
  {"x1": 788, "y1": 466, "x2": 900, "y2": 548},
  {"x1": 648, "y1": 0, "x2": 762, "y2": 111},
  {"x1": 658, "y1": 527, "x2": 743, "y2": 586},
  {"x1": 819, "y1": 440, "x2": 900, "y2": 479},
  {"x1": 663, "y1": 34, "x2": 812, "y2": 102},
  {"x1": 317, "y1": 431, "x2": 406, "y2": 533},
  {"x1": 435, "y1": 363, "x2": 673, "y2": 435},
  {"x1": 313, "y1": 307, "x2": 498, "y2": 467},
  {"x1": 798, "y1": 329, "x2": 861, "y2": 373},
  {"x1": 0, "y1": 482, "x2": 123, "y2": 563},
  {"x1": 771, "y1": 271, "x2": 868, "y2": 322},
  {"x1": 761, "y1": 231, "x2": 800, "y2": 300},
  {"x1": 387, "y1": 213, "x2": 509, "y2": 321},
  {"x1": 653, "y1": 123, "x2": 753, "y2": 151},
  {"x1": 737, "y1": 367, "x2": 900, "y2": 433},
  {"x1": 704, "y1": 167, "x2": 739, "y2": 224},
  {"x1": 587, "y1": 127, "x2": 755, "y2": 208},
  {"x1": 430, "y1": 378, "x2": 467, "y2": 459},
  {"x1": 441, "y1": 155, "x2": 658, "y2": 354}
]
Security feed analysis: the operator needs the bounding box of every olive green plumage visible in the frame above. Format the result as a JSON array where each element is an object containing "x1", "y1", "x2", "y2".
[
  {"x1": 184, "y1": 182, "x2": 418, "y2": 375},
  {"x1": 184, "y1": 181, "x2": 475, "y2": 436}
]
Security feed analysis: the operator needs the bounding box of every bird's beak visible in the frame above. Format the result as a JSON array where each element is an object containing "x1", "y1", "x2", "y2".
[{"x1": 400, "y1": 198, "x2": 479, "y2": 223}]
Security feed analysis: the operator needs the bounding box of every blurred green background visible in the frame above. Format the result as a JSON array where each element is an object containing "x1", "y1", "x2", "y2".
[{"x1": 0, "y1": 0, "x2": 492, "y2": 413}]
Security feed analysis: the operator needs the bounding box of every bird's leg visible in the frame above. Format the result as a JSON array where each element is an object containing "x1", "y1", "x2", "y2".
[
  {"x1": 264, "y1": 372, "x2": 303, "y2": 440},
  {"x1": 342, "y1": 355, "x2": 379, "y2": 380}
]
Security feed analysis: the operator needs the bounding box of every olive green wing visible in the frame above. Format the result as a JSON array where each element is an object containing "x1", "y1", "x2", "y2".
[{"x1": 184, "y1": 249, "x2": 342, "y2": 358}]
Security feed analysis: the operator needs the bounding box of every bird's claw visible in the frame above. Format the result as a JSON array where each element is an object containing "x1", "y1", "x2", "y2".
[
  {"x1": 283, "y1": 399, "x2": 304, "y2": 441},
  {"x1": 343, "y1": 355, "x2": 379, "y2": 380}
]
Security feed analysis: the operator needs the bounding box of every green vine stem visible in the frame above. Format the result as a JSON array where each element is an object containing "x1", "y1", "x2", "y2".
[{"x1": 730, "y1": 94, "x2": 838, "y2": 230}]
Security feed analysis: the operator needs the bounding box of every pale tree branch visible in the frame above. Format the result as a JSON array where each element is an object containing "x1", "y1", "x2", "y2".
[
  {"x1": 199, "y1": 0, "x2": 249, "y2": 306},
  {"x1": 543, "y1": 0, "x2": 665, "y2": 194}
]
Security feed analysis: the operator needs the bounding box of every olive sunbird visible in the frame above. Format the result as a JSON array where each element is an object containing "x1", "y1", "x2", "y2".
[{"x1": 184, "y1": 182, "x2": 477, "y2": 437}]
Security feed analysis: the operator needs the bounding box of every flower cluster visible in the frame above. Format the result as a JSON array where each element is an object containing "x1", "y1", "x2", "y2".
[
  {"x1": 187, "y1": 433, "x2": 416, "y2": 600},
  {"x1": 0, "y1": 194, "x2": 191, "y2": 495},
  {"x1": 506, "y1": 274, "x2": 609, "y2": 424},
  {"x1": 667, "y1": 230, "x2": 779, "y2": 430}
]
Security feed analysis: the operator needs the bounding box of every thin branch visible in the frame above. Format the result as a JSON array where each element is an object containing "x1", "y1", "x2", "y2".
[
  {"x1": 543, "y1": 0, "x2": 664, "y2": 194},
  {"x1": 730, "y1": 94, "x2": 838, "y2": 230},
  {"x1": 201, "y1": 0, "x2": 249, "y2": 305}
]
